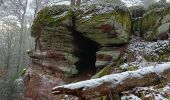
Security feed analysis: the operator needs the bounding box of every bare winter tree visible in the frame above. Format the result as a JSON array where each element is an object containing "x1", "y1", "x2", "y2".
[
  {"x1": 30, "y1": 0, "x2": 71, "y2": 17},
  {"x1": 30, "y1": 0, "x2": 50, "y2": 18},
  {"x1": 0, "y1": 21, "x2": 20, "y2": 74},
  {"x1": 71, "y1": 0, "x2": 76, "y2": 6},
  {"x1": 14, "y1": 0, "x2": 28, "y2": 73},
  {"x1": 141, "y1": 0, "x2": 157, "y2": 8},
  {"x1": 76, "y1": 0, "x2": 81, "y2": 6},
  {"x1": 0, "y1": 0, "x2": 28, "y2": 73}
]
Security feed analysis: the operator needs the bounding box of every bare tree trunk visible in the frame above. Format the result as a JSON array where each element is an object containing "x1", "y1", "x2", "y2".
[
  {"x1": 16, "y1": 0, "x2": 28, "y2": 73},
  {"x1": 5, "y1": 34, "x2": 11, "y2": 73},
  {"x1": 71, "y1": 0, "x2": 75, "y2": 6},
  {"x1": 76, "y1": 0, "x2": 81, "y2": 6},
  {"x1": 52, "y1": 63, "x2": 170, "y2": 98},
  {"x1": 17, "y1": 20, "x2": 24, "y2": 73}
]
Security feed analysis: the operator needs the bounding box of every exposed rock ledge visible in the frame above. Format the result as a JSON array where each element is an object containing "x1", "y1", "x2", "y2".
[{"x1": 24, "y1": 3, "x2": 170, "y2": 100}]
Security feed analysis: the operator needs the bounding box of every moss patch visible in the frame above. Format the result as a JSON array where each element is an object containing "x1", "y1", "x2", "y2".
[
  {"x1": 76, "y1": 5, "x2": 131, "y2": 46},
  {"x1": 31, "y1": 5, "x2": 71, "y2": 37},
  {"x1": 141, "y1": 4, "x2": 170, "y2": 40}
]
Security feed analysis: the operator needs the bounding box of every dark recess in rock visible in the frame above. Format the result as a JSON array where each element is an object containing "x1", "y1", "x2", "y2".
[
  {"x1": 72, "y1": 29, "x2": 101, "y2": 74},
  {"x1": 66, "y1": 15, "x2": 101, "y2": 74}
]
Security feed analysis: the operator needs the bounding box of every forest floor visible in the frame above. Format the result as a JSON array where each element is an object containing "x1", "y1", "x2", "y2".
[{"x1": 119, "y1": 36, "x2": 170, "y2": 100}]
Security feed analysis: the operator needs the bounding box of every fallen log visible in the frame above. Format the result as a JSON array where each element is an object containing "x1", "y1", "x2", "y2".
[{"x1": 52, "y1": 62, "x2": 170, "y2": 98}]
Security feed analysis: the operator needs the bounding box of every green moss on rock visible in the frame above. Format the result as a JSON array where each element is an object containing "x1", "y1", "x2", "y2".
[
  {"x1": 91, "y1": 66, "x2": 112, "y2": 79},
  {"x1": 75, "y1": 4, "x2": 132, "y2": 46},
  {"x1": 39, "y1": 27, "x2": 74, "y2": 52},
  {"x1": 31, "y1": 4, "x2": 132, "y2": 53},
  {"x1": 31, "y1": 5, "x2": 71, "y2": 37},
  {"x1": 141, "y1": 4, "x2": 170, "y2": 40}
]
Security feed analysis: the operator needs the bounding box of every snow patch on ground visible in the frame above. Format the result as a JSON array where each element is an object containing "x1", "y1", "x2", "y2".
[
  {"x1": 120, "y1": 55, "x2": 160, "y2": 70},
  {"x1": 119, "y1": 36, "x2": 170, "y2": 99},
  {"x1": 155, "y1": 94, "x2": 168, "y2": 100},
  {"x1": 121, "y1": 94, "x2": 141, "y2": 100},
  {"x1": 95, "y1": 5, "x2": 115, "y2": 15},
  {"x1": 128, "y1": 37, "x2": 169, "y2": 56},
  {"x1": 122, "y1": 86, "x2": 169, "y2": 100},
  {"x1": 163, "y1": 85, "x2": 170, "y2": 92},
  {"x1": 121, "y1": 36, "x2": 169, "y2": 70},
  {"x1": 79, "y1": 4, "x2": 121, "y2": 20}
]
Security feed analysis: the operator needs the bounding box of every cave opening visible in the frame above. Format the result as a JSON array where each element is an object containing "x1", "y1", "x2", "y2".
[{"x1": 71, "y1": 30, "x2": 101, "y2": 74}]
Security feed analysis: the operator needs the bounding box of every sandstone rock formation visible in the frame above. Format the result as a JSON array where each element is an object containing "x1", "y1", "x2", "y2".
[
  {"x1": 140, "y1": 3, "x2": 170, "y2": 40},
  {"x1": 24, "y1": 3, "x2": 170, "y2": 100},
  {"x1": 24, "y1": 4, "x2": 132, "y2": 99}
]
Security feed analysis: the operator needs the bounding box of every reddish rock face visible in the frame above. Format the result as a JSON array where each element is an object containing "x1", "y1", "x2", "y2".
[
  {"x1": 99, "y1": 24, "x2": 118, "y2": 38},
  {"x1": 0, "y1": 68, "x2": 5, "y2": 77},
  {"x1": 24, "y1": 51, "x2": 93, "y2": 100},
  {"x1": 25, "y1": 4, "x2": 129, "y2": 99},
  {"x1": 97, "y1": 54, "x2": 113, "y2": 61},
  {"x1": 100, "y1": 24, "x2": 113, "y2": 33},
  {"x1": 24, "y1": 51, "x2": 67, "y2": 100},
  {"x1": 159, "y1": 32, "x2": 168, "y2": 40},
  {"x1": 24, "y1": 66, "x2": 63, "y2": 100},
  {"x1": 46, "y1": 51, "x2": 66, "y2": 59}
]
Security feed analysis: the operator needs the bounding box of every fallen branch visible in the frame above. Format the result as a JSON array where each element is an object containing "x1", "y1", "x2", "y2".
[{"x1": 52, "y1": 62, "x2": 170, "y2": 98}]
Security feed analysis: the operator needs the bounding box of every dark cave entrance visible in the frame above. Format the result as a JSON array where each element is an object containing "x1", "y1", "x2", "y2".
[{"x1": 71, "y1": 30, "x2": 101, "y2": 74}]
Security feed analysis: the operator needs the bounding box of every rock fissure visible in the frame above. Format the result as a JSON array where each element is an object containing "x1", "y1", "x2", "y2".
[
  {"x1": 71, "y1": 29, "x2": 101, "y2": 74},
  {"x1": 66, "y1": 15, "x2": 101, "y2": 74}
]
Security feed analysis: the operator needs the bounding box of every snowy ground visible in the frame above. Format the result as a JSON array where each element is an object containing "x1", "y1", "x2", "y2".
[
  {"x1": 121, "y1": 84, "x2": 170, "y2": 100},
  {"x1": 120, "y1": 36, "x2": 170, "y2": 100},
  {"x1": 128, "y1": 36, "x2": 169, "y2": 57},
  {"x1": 120, "y1": 36, "x2": 169, "y2": 70}
]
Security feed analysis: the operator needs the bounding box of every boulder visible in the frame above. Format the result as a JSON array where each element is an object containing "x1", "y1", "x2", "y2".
[
  {"x1": 141, "y1": 3, "x2": 170, "y2": 40},
  {"x1": 75, "y1": 4, "x2": 132, "y2": 46},
  {"x1": 25, "y1": 4, "x2": 131, "y2": 100},
  {"x1": 129, "y1": 6, "x2": 145, "y2": 36},
  {"x1": 96, "y1": 50, "x2": 121, "y2": 67},
  {"x1": 31, "y1": 5, "x2": 74, "y2": 52}
]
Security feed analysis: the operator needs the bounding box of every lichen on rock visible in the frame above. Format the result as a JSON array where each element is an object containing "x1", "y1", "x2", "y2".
[
  {"x1": 75, "y1": 4, "x2": 132, "y2": 46},
  {"x1": 25, "y1": 2, "x2": 170, "y2": 100},
  {"x1": 141, "y1": 3, "x2": 170, "y2": 40}
]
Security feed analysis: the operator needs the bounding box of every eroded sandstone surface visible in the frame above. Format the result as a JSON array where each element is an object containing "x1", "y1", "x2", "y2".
[{"x1": 24, "y1": 3, "x2": 170, "y2": 100}]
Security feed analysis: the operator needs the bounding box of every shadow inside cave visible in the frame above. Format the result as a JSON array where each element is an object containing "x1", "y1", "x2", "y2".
[{"x1": 71, "y1": 29, "x2": 101, "y2": 74}]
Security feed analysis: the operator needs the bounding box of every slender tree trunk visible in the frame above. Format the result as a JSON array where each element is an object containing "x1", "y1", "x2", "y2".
[
  {"x1": 76, "y1": 0, "x2": 81, "y2": 6},
  {"x1": 33, "y1": 0, "x2": 39, "y2": 18},
  {"x1": 5, "y1": 32, "x2": 10, "y2": 72},
  {"x1": 5, "y1": 51, "x2": 10, "y2": 74},
  {"x1": 5, "y1": 42, "x2": 11, "y2": 74},
  {"x1": 17, "y1": 20, "x2": 24, "y2": 73},
  {"x1": 16, "y1": 0, "x2": 28, "y2": 73},
  {"x1": 17, "y1": 14, "x2": 26, "y2": 73},
  {"x1": 71, "y1": 0, "x2": 75, "y2": 6}
]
